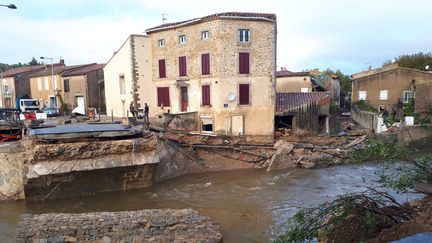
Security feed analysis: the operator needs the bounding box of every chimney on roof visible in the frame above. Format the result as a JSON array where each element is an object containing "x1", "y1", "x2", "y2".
[
  {"x1": 60, "y1": 59, "x2": 65, "y2": 65},
  {"x1": 280, "y1": 67, "x2": 286, "y2": 71}
]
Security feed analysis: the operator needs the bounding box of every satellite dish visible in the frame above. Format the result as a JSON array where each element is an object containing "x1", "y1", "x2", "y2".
[{"x1": 227, "y1": 92, "x2": 236, "y2": 101}]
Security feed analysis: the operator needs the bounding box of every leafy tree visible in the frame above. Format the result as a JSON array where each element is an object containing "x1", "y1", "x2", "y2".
[
  {"x1": 28, "y1": 57, "x2": 40, "y2": 66},
  {"x1": 385, "y1": 52, "x2": 432, "y2": 71},
  {"x1": 323, "y1": 69, "x2": 352, "y2": 108}
]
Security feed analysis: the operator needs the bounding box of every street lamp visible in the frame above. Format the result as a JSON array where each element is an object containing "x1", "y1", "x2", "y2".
[
  {"x1": 40, "y1": 56, "x2": 56, "y2": 108},
  {"x1": 0, "y1": 4, "x2": 17, "y2": 9}
]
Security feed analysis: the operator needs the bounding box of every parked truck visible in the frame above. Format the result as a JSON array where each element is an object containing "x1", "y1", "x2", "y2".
[{"x1": 18, "y1": 99, "x2": 40, "y2": 113}]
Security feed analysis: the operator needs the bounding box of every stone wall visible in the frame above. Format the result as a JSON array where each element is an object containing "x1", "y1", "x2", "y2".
[
  {"x1": 0, "y1": 142, "x2": 26, "y2": 200},
  {"x1": 16, "y1": 209, "x2": 223, "y2": 243}
]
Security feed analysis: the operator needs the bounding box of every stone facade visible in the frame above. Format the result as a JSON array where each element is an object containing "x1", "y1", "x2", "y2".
[
  {"x1": 352, "y1": 65, "x2": 432, "y2": 114},
  {"x1": 16, "y1": 209, "x2": 223, "y2": 242},
  {"x1": 0, "y1": 142, "x2": 26, "y2": 200},
  {"x1": 146, "y1": 13, "x2": 277, "y2": 136}
]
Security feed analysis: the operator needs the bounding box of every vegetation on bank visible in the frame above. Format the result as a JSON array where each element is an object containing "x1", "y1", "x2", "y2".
[{"x1": 275, "y1": 138, "x2": 432, "y2": 242}]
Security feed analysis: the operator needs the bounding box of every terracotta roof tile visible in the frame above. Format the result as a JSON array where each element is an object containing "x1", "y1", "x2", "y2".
[
  {"x1": 28, "y1": 63, "x2": 96, "y2": 78},
  {"x1": 146, "y1": 12, "x2": 276, "y2": 33},
  {"x1": 1, "y1": 65, "x2": 46, "y2": 78},
  {"x1": 61, "y1": 63, "x2": 105, "y2": 76},
  {"x1": 276, "y1": 92, "x2": 329, "y2": 114},
  {"x1": 276, "y1": 70, "x2": 310, "y2": 77}
]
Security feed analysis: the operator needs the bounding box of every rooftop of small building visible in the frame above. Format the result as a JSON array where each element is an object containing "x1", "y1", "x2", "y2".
[
  {"x1": 276, "y1": 92, "x2": 329, "y2": 114},
  {"x1": 146, "y1": 12, "x2": 276, "y2": 34},
  {"x1": 1, "y1": 65, "x2": 47, "y2": 78}
]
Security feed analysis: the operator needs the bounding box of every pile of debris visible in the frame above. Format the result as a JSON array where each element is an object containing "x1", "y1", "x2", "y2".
[{"x1": 162, "y1": 128, "x2": 370, "y2": 171}]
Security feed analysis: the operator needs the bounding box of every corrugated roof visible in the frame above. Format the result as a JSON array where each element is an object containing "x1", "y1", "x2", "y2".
[
  {"x1": 276, "y1": 70, "x2": 310, "y2": 78},
  {"x1": 62, "y1": 63, "x2": 105, "y2": 76},
  {"x1": 146, "y1": 12, "x2": 276, "y2": 33},
  {"x1": 276, "y1": 92, "x2": 329, "y2": 114},
  {"x1": 1, "y1": 65, "x2": 46, "y2": 78}
]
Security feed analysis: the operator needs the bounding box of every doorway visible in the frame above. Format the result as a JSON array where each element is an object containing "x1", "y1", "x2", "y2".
[
  {"x1": 180, "y1": 86, "x2": 188, "y2": 112},
  {"x1": 230, "y1": 115, "x2": 244, "y2": 135},
  {"x1": 49, "y1": 96, "x2": 57, "y2": 108}
]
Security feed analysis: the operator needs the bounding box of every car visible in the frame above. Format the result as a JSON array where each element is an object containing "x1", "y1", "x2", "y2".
[{"x1": 42, "y1": 107, "x2": 59, "y2": 117}]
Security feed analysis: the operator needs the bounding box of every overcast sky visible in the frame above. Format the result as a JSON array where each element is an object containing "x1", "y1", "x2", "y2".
[{"x1": 1, "y1": 0, "x2": 431, "y2": 74}]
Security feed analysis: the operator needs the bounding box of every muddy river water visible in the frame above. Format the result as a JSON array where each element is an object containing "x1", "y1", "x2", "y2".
[{"x1": 0, "y1": 163, "x2": 418, "y2": 242}]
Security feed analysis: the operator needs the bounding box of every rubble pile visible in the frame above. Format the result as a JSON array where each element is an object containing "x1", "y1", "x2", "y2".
[{"x1": 163, "y1": 128, "x2": 370, "y2": 171}]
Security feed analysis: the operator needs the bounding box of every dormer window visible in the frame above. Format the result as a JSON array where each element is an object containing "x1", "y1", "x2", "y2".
[
  {"x1": 239, "y1": 29, "x2": 250, "y2": 43},
  {"x1": 179, "y1": 35, "x2": 186, "y2": 44},
  {"x1": 158, "y1": 39, "x2": 165, "y2": 48},
  {"x1": 202, "y1": 30, "x2": 209, "y2": 40}
]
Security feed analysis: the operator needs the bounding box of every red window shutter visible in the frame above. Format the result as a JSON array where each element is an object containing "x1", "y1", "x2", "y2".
[
  {"x1": 158, "y1": 59, "x2": 166, "y2": 78},
  {"x1": 239, "y1": 52, "x2": 250, "y2": 74},
  {"x1": 239, "y1": 84, "x2": 250, "y2": 105},
  {"x1": 201, "y1": 53, "x2": 210, "y2": 75},
  {"x1": 179, "y1": 56, "x2": 187, "y2": 76},
  {"x1": 202, "y1": 85, "x2": 211, "y2": 105},
  {"x1": 157, "y1": 87, "x2": 170, "y2": 107}
]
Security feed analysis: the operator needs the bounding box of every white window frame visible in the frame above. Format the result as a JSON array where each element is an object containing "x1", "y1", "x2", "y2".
[
  {"x1": 158, "y1": 39, "x2": 165, "y2": 48},
  {"x1": 201, "y1": 30, "x2": 209, "y2": 40},
  {"x1": 37, "y1": 78, "x2": 42, "y2": 91},
  {"x1": 358, "y1": 91, "x2": 367, "y2": 100},
  {"x1": 402, "y1": 90, "x2": 413, "y2": 103},
  {"x1": 44, "y1": 77, "x2": 49, "y2": 90},
  {"x1": 179, "y1": 35, "x2": 186, "y2": 44},
  {"x1": 379, "y1": 90, "x2": 388, "y2": 101},
  {"x1": 239, "y1": 29, "x2": 250, "y2": 43}
]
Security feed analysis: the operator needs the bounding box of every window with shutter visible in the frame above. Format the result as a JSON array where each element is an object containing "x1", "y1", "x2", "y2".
[
  {"x1": 239, "y1": 84, "x2": 250, "y2": 105},
  {"x1": 239, "y1": 52, "x2": 250, "y2": 74},
  {"x1": 158, "y1": 59, "x2": 166, "y2": 78},
  {"x1": 201, "y1": 53, "x2": 210, "y2": 75},
  {"x1": 157, "y1": 87, "x2": 170, "y2": 107},
  {"x1": 202, "y1": 85, "x2": 211, "y2": 106},
  {"x1": 179, "y1": 56, "x2": 187, "y2": 77}
]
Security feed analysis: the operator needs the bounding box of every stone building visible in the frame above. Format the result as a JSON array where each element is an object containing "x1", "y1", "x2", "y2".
[
  {"x1": 61, "y1": 63, "x2": 106, "y2": 114},
  {"x1": 0, "y1": 65, "x2": 46, "y2": 108},
  {"x1": 352, "y1": 63, "x2": 432, "y2": 114},
  {"x1": 145, "y1": 12, "x2": 277, "y2": 136},
  {"x1": 29, "y1": 61, "x2": 104, "y2": 114},
  {"x1": 103, "y1": 35, "x2": 154, "y2": 118},
  {"x1": 276, "y1": 70, "x2": 312, "y2": 93}
]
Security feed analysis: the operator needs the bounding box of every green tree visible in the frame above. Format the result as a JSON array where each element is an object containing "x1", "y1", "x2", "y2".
[
  {"x1": 28, "y1": 57, "x2": 40, "y2": 66},
  {"x1": 385, "y1": 52, "x2": 432, "y2": 71}
]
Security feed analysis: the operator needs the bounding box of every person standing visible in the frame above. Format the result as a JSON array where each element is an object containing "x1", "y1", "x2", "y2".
[
  {"x1": 129, "y1": 101, "x2": 136, "y2": 118},
  {"x1": 144, "y1": 103, "x2": 149, "y2": 123}
]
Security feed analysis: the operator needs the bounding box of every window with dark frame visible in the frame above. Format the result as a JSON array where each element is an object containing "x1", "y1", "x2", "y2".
[
  {"x1": 239, "y1": 29, "x2": 250, "y2": 43},
  {"x1": 179, "y1": 56, "x2": 187, "y2": 77},
  {"x1": 239, "y1": 52, "x2": 250, "y2": 74},
  {"x1": 158, "y1": 59, "x2": 166, "y2": 78},
  {"x1": 179, "y1": 35, "x2": 186, "y2": 44},
  {"x1": 239, "y1": 84, "x2": 250, "y2": 105},
  {"x1": 201, "y1": 53, "x2": 210, "y2": 75},
  {"x1": 158, "y1": 39, "x2": 165, "y2": 47},
  {"x1": 202, "y1": 85, "x2": 211, "y2": 106},
  {"x1": 202, "y1": 30, "x2": 209, "y2": 40},
  {"x1": 64, "y1": 79, "x2": 70, "y2": 92},
  {"x1": 119, "y1": 74, "x2": 126, "y2": 94},
  {"x1": 157, "y1": 87, "x2": 170, "y2": 107}
]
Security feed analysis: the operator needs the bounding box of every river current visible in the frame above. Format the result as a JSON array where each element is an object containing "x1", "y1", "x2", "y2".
[{"x1": 0, "y1": 163, "x2": 418, "y2": 242}]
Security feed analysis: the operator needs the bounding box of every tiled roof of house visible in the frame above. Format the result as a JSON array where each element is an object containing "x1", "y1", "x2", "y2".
[
  {"x1": 276, "y1": 92, "x2": 329, "y2": 114},
  {"x1": 62, "y1": 63, "x2": 105, "y2": 76},
  {"x1": 276, "y1": 70, "x2": 310, "y2": 78},
  {"x1": 1, "y1": 65, "x2": 46, "y2": 78},
  {"x1": 146, "y1": 12, "x2": 276, "y2": 33},
  {"x1": 28, "y1": 63, "x2": 96, "y2": 77}
]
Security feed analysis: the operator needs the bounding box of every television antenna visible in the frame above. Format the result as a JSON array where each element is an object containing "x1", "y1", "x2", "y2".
[{"x1": 162, "y1": 13, "x2": 170, "y2": 24}]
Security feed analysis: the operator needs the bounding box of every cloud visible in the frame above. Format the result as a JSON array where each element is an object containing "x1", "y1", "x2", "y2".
[{"x1": 2, "y1": 0, "x2": 432, "y2": 74}]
